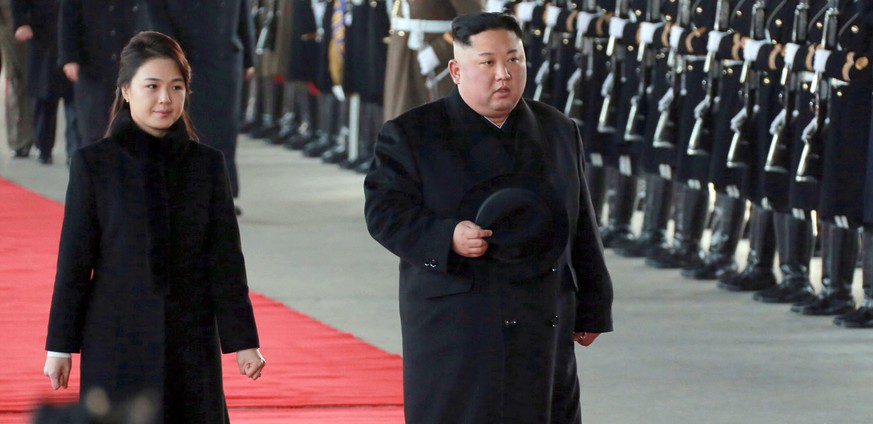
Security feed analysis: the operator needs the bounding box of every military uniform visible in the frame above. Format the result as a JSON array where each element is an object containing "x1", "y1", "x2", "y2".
[
  {"x1": 382, "y1": 0, "x2": 484, "y2": 121},
  {"x1": 0, "y1": 0, "x2": 33, "y2": 157},
  {"x1": 793, "y1": 0, "x2": 871, "y2": 317}
]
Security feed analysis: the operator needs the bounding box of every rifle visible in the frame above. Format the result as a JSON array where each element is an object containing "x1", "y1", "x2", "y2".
[
  {"x1": 726, "y1": 0, "x2": 767, "y2": 168},
  {"x1": 796, "y1": 0, "x2": 838, "y2": 182},
  {"x1": 564, "y1": 0, "x2": 597, "y2": 117},
  {"x1": 623, "y1": 0, "x2": 661, "y2": 142},
  {"x1": 652, "y1": 0, "x2": 691, "y2": 149},
  {"x1": 686, "y1": 0, "x2": 730, "y2": 156},
  {"x1": 597, "y1": 0, "x2": 629, "y2": 134},
  {"x1": 533, "y1": 0, "x2": 562, "y2": 103},
  {"x1": 765, "y1": 0, "x2": 809, "y2": 173}
]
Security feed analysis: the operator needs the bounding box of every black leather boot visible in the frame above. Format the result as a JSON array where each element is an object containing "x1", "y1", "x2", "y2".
[
  {"x1": 586, "y1": 164, "x2": 608, "y2": 227},
  {"x1": 793, "y1": 223, "x2": 859, "y2": 316},
  {"x1": 835, "y1": 229, "x2": 873, "y2": 328},
  {"x1": 717, "y1": 204, "x2": 777, "y2": 291},
  {"x1": 270, "y1": 112, "x2": 298, "y2": 145},
  {"x1": 754, "y1": 211, "x2": 815, "y2": 303},
  {"x1": 614, "y1": 175, "x2": 673, "y2": 258},
  {"x1": 682, "y1": 192, "x2": 746, "y2": 280},
  {"x1": 645, "y1": 183, "x2": 708, "y2": 269},
  {"x1": 601, "y1": 168, "x2": 638, "y2": 248}
]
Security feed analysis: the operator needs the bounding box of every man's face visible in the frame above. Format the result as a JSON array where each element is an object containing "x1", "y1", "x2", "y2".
[{"x1": 449, "y1": 29, "x2": 526, "y2": 125}]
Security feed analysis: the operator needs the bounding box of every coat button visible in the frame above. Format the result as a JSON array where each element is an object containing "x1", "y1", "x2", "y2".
[
  {"x1": 504, "y1": 320, "x2": 518, "y2": 327},
  {"x1": 550, "y1": 316, "x2": 559, "y2": 327}
]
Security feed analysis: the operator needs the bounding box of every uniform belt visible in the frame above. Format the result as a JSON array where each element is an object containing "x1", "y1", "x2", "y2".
[
  {"x1": 391, "y1": 17, "x2": 452, "y2": 34},
  {"x1": 392, "y1": 17, "x2": 452, "y2": 50},
  {"x1": 830, "y1": 78, "x2": 849, "y2": 87},
  {"x1": 685, "y1": 55, "x2": 706, "y2": 62},
  {"x1": 723, "y1": 60, "x2": 743, "y2": 67}
]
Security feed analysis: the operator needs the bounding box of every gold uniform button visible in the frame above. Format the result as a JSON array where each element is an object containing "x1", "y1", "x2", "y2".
[
  {"x1": 635, "y1": 9, "x2": 642, "y2": 16},
  {"x1": 816, "y1": 22, "x2": 823, "y2": 29},
  {"x1": 596, "y1": 43, "x2": 603, "y2": 51},
  {"x1": 852, "y1": 25, "x2": 860, "y2": 34},
  {"x1": 562, "y1": 38, "x2": 569, "y2": 45},
  {"x1": 837, "y1": 90, "x2": 843, "y2": 97},
  {"x1": 775, "y1": 19, "x2": 783, "y2": 27},
  {"x1": 628, "y1": 45, "x2": 635, "y2": 52},
  {"x1": 802, "y1": 83, "x2": 809, "y2": 90},
  {"x1": 370, "y1": 0, "x2": 377, "y2": 6},
  {"x1": 696, "y1": 6, "x2": 703, "y2": 14},
  {"x1": 398, "y1": 30, "x2": 406, "y2": 37},
  {"x1": 687, "y1": 64, "x2": 694, "y2": 71},
  {"x1": 665, "y1": 15, "x2": 673, "y2": 21},
  {"x1": 736, "y1": 10, "x2": 743, "y2": 17},
  {"x1": 534, "y1": 29, "x2": 542, "y2": 37},
  {"x1": 726, "y1": 67, "x2": 734, "y2": 75},
  {"x1": 763, "y1": 77, "x2": 771, "y2": 85}
]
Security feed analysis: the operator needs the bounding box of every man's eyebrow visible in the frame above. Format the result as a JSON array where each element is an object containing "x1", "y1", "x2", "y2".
[{"x1": 477, "y1": 49, "x2": 519, "y2": 57}]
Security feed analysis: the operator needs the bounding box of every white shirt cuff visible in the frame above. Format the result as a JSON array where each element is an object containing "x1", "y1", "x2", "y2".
[{"x1": 47, "y1": 351, "x2": 72, "y2": 359}]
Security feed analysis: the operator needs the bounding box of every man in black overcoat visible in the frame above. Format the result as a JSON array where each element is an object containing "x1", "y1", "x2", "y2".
[
  {"x1": 144, "y1": 0, "x2": 256, "y2": 202},
  {"x1": 12, "y1": 0, "x2": 79, "y2": 164},
  {"x1": 59, "y1": 0, "x2": 146, "y2": 145},
  {"x1": 364, "y1": 13, "x2": 613, "y2": 423}
]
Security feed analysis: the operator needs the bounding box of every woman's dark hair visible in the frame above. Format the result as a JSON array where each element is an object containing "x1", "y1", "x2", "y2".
[
  {"x1": 106, "y1": 31, "x2": 198, "y2": 140},
  {"x1": 451, "y1": 12, "x2": 523, "y2": 47}
]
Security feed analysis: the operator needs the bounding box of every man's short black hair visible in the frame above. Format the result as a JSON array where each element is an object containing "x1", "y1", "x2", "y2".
[{"x1": 451, "y1": 12, "x2": 523, "y2": 47}]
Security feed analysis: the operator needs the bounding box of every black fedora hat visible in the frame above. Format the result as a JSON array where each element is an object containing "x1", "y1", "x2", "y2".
[{"x1": 458, "y1": 173, "x2": 569, "y2": 281}]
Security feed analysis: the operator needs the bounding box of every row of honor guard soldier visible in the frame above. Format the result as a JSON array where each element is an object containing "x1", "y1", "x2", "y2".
[
  {"x1": 242, "y1": 0, "x2": 481, "y2": 173},
  {"x1": 503, "y1": 0, "x2": 873, "y2": 329},
  {"x1": 239, "y1": 0, "x2": 873, "y2": 328}
]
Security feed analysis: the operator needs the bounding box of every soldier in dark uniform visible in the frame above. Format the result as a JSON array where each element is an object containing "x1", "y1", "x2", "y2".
[
  {"x1": 145, "y1": 0, "x2": 257, "y2": 211},
  {"x1": 615, "y1": 0, "x2": 679, "y2": 258},
  {"x1": 844, "y1": 0, "x2": 873, "y2": 326},
  {"x1": 552, "y1": 1, "x2": 614, "y2": 230},
  {"x1": 646, "y1": 0, "x2": 713, "y2": 272},
  {"x1": 59, "y1": 0, "x2": 145, "y2": 145},
  {"x1": 282, "y1": 0, "x2": 323, "y2": 150},
  {"x1": 739, "y1": 0, "x2": 819, "y2": 305},
  {"x1": 339, "y1": 0, "x2": 390, "y2": 173},
  {"x1": 681, "y1": 0, "x2": 750, "y2": 281},
  {"x1": 793, "y1": 0, "x2": 871, "y2": 317},
  {"x1": 11, "y1": 0, "x2": 79, "y2": 164}
]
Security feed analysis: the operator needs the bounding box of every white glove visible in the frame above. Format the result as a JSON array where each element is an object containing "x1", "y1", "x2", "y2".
[
  {"x1": 331, "y1": 84, "x2": 346, "y2": 102},
  {"x1": 801, "y1": 118, "x2": 817, "y2": 142},
  {"x1": 416, "y1": 45, "x2": 440, "y2": 75},
  {"x1": 312, "y1": 1, "x2": 327, "y2": 24},
  {"x1": 567, "y1": 68, "x2": 582, "y2": 94},
  {"x1": 769, "y1": 109, "x2": 786, "y2": 136},
  {"x1": 486, "y1": 0, "x2": 507, "y2": 13},
  {"x1": 730, "y1": 108, "x2": 747, "y2": 133},
  {"x1": 707, "y1": 31, "x2": 727, "y2": 54},
  {"x1": 535, "y1": 60, "x2": 549, "y2": 84},
  {"x1": 600, "y1": 72, "x2": 614, "y2": 97},
  {"x1": 545, "y1": 4, "x2": 561, "y2": 27},
  {"x1": 576, "y1": 11, "x2": 598, "y2": 34},
  {"x1": 608, "y1": 17, "x2": 627, "y2": 39},
  {"x1": 784, "y1": 42, "x2": 801, "y2": 67},
  {"x1": 669, "y1": 25, "x2": 685, "y2": 49},
  {"x1": 693, "y1": 96, "x2": 711, "y2": 118},
  {"x1": 813, "y1": 49, "x2": 832, "y2": 73},
  {"x1": 516, "y1": 2, "x2": 537, "y2": 24},
  {"x1": 640, "y1": 22, "x2": 663, "y2": 44},
  {"x1": 657, "y1": 89, "x2": 673, "y2": 112},
  {"x1": 743, "y1": 39, "x2": 766, "y2": 62}
]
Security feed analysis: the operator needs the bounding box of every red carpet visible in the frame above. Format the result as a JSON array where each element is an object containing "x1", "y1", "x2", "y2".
[{"x1": 0, "y1": 178, "x2": 404, "y2": 423}]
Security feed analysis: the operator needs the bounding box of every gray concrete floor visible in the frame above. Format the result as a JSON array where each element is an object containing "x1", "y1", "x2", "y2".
[{"x1": 2, "y1": 116, "x2": 872, "y2": 423}]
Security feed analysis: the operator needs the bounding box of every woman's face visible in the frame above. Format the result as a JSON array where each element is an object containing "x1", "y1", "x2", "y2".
[{"x1": 122, "y1": 57, "x2": 186, "y2": 138}]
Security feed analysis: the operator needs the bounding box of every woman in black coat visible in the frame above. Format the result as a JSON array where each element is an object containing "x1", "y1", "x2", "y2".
[{"x1": 43, "y1": 32, "x2": 265, "y2": 423}]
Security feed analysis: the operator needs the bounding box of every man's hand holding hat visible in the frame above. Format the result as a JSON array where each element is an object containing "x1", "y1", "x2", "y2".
[{"x1": 452, "y1": 221, "x2": 492, "y2": 258}]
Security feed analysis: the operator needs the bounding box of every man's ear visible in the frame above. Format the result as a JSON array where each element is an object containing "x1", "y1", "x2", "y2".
[{"x1": 448, "y1": 59, "x2": 461, "y2": 84}]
